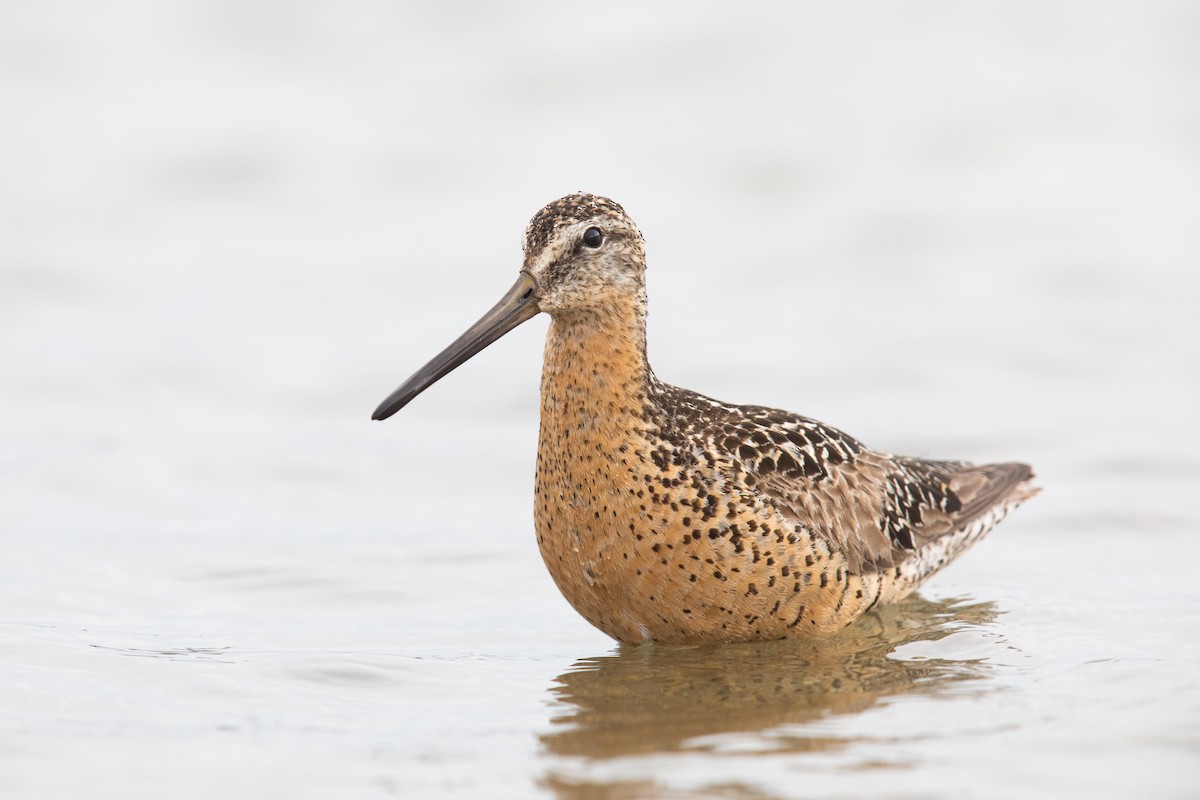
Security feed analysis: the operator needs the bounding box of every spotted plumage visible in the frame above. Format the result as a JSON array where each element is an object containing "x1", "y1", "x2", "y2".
[{"x1": 373, "y1": 193, "x2": 1038, "y2": 643}]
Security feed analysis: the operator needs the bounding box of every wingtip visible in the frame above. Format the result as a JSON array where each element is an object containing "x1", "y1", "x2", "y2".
[
  {"x1": 990, "y1": 461, "x2": 1041, "y2": 505},
  {"x1": 1012, "y1": 478, "x2": 1042, "y2": 504}
]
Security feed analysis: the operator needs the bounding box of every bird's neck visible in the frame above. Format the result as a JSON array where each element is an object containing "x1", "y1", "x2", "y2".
[
  {"x1": 534, "y1": 296, "x2": 662, "y2": 639},
  {"x1": 539, "y1": 300, "x2": 655, "y2": 442}
]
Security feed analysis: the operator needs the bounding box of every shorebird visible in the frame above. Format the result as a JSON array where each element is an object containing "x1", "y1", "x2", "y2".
[{"x1": 373, "y1": 193, "x2": 1037, "y2": 644}]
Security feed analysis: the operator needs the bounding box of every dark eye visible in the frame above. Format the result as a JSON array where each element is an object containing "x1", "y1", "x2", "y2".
[{"x1": 582, "y1": 227, "x2": 603, "y2": 248}]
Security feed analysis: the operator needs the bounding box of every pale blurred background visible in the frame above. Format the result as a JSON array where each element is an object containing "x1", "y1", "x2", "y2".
[{"x1": 2, "y1": 3, "x2": 1198, "y2": 799}]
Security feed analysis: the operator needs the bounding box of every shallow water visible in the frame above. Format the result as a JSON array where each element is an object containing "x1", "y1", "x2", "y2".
[{"x1": 3, "y1": 2, "x2": 1199, "y2": 798}]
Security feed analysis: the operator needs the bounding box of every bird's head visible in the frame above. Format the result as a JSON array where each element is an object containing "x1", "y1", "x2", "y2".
[
  {"x1": 372, "y1": 193, "x2": 644, "y2": 420},
  {"x1": 521, "y1": 193, "x2": 646, "y2": 315}
]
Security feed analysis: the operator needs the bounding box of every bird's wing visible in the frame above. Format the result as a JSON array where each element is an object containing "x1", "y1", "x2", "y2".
[
  {"x1": 751, "y1": 436, "x2": 1037, "y2": 572},
  {"x1": 652, "y1": 384, "x2": 1035, "y2": 574}
]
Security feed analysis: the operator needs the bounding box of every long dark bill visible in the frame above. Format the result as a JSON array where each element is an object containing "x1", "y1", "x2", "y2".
[{"x1": 372, "y1": 272, "x2": 540, "y2": 421}]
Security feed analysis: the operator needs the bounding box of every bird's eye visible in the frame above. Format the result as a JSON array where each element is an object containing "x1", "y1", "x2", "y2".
[{"x1": 582, "y1": 227, "x2": 603, "y2": 248}]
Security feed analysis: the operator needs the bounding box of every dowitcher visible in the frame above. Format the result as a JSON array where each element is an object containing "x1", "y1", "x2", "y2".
[{"x1": 373, "y1": 193, "x2": 1037, "y2": 644}]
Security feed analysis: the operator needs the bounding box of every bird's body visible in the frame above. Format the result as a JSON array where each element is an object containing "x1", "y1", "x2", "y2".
[{"x1": 374, "y1": 193, "x2": 1037, "y2": 644}]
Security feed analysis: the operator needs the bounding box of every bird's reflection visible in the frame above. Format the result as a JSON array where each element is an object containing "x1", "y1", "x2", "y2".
[{"x1": 539, "y1": 595, "x2": 1000, "y2": 798}]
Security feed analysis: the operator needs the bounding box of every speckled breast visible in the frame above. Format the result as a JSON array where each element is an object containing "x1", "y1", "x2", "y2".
[{"x1": 531, "y1": 354, "x2": 868, "y2": 640}]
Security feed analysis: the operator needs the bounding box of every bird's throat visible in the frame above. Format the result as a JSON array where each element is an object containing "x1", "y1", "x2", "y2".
[{"x1": 538, "y1": 304, "x2": 654, "y2": 442}]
